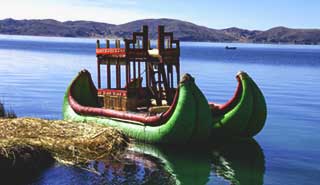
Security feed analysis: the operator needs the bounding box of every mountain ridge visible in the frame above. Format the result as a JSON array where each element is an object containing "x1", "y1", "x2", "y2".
[{"x1": 0, "y1": 18, "x2": 319, "y2": 44}]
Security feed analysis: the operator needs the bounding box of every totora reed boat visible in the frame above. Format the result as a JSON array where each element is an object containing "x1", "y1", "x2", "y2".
[{"x1": 63, "y1": 26, "x2": 267, "y2": 144}]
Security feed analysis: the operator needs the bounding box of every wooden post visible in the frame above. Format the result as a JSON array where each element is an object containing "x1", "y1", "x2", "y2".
[
  {"x1": 170, "y1": 65, "x2": 174, "y2": 88},
  {"x1": 145, "y1": 62, "x2": 149, "y2": 88},
  {"x1": 104, "y1": 40, "x2": 110, "y2": 89},
  {"x1": 133, "y1": 59, "x2": 136, "y2": 80},
  {"x1": 97, "y1": 60, "x2": 101, "y2": 89},
  {"x1": 106, "y1": 40, "x2": 110, "y2": 48},
  {"x1": 158, "y1": 26, "x2": 164, "y2": 54},
  {"x1": 158, "y1": 64, "x2": 161, "y2": 91},
  {"x1": 176, "y1": 63, "x2": 180, "y2": 86},
  {"x1": 138, "y1": 61, "x2": 141, "y2": 79},
  {"x1": 116, "y1": 58, "x2": 120, "y2": 89},
  {"x1": 166, "y1": 39, "x2": 170, "y2": 49},
  {"x1": 128, "y1": 61, "x2": 131, "y2": 81},
  {"x1": 116, "y1": 40, "x2": 120, "y2": 48},
  {"x1": 166, "y1": 65, "x2": 170, "y2": 88},
  {"x1": 107, "y1": 59, "x2": 111, "y2": 89},
  {"x1": 142, "y1": 25, "x2": 148, "y2": 51},
  {"x1": 96, "y1": 40, "x2": 100, "y2": 48},
  {"x1": 119, "y1": 60, "x2": 121, "y2": 88},
  {"x1": 126, "y1": 61, "x2": 129, "y2": 86},
  {"x1": 115, "y1": 40, "x2": 118, "y2": 48},
  {"x1": 96, "y1": 40, "x2": 101, "y2": 89},
  {"x1": 137, "y1": 40, "x2": 140, "y2": 48}
]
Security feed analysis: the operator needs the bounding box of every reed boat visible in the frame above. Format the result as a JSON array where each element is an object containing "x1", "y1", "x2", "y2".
[
  {"x1": 63, "y1": 25, "x2": 267, "y2": 144},
  {"x1": 63, "y1": 70, "x2": 266, "y2": 144}
]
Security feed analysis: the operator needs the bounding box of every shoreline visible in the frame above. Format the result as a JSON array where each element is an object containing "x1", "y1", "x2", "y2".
[{"x1": 0, "y1": 33, "x2": 319, "y2": 46}]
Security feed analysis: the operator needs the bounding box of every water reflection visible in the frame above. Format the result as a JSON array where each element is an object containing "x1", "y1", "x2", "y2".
[
  {"x1": 129, "y1": 139, "x2": 265, "y2": 185},
  {"x1": 26, "y1": 139, "x2": 264, "y2": 185},
  {"x1": 211, "y1": 139, "x2": 265, "y2": 185}
]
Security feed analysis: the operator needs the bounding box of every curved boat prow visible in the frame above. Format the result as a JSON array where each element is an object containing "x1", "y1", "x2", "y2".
[{"x1": 210, "y1": 71, "x2": 267, "y2": 138}]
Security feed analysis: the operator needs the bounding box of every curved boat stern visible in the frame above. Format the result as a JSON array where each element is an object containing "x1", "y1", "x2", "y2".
[{"x1": 211, "y1": 71, "x2": 267, "y2": 139}]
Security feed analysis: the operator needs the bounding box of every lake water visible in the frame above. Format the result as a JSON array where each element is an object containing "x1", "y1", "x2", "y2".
[{"x1": 0, "y1": 35, "x2": 320, "y2": 185}]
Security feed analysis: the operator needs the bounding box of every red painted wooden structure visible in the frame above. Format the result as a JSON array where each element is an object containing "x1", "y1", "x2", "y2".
[{"x1": 96, "y1": 25, "x2": 180, "y2": 110}]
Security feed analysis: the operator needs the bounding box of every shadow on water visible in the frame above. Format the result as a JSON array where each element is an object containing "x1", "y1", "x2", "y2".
[
  {"x1": 14, "y1": 139, "x2": 264, "y2": 185},
  {"x1": 79, "y1": 139, "x2": 265, "y2": 185},
  {"x1": 210, "y1": 139, "x2": 265, "y2": 185},
  {"x1": 129, "y1": 139, "x2": 265, "y2": 185}
]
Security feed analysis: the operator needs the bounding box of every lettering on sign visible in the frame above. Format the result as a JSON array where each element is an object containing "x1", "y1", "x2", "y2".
[{"x1": 96, "y1": 48, "x2": 126, "y2": 55}]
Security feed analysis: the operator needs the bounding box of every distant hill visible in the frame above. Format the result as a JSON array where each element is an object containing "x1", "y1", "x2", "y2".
[{"x1": 0, "y1": 18, "x2": 319, "y2": 44}]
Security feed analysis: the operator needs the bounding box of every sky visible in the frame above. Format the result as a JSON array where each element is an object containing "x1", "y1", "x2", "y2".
[{"x1": 0, "y1": 0, "x2": 319, "y2": 30}]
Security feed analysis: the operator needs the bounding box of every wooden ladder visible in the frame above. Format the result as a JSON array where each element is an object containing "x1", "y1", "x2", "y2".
[{"x1": 149, "y1": 63, "x2": 169, "y2": 105}]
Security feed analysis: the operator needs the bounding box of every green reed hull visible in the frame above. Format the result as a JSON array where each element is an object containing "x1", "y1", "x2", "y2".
[
  {"x1": 63, "y1": 70, "x2": 212, "y2": 144},
  {"x1": 63, "y1": 70, "x2": 267, "y2": 144},
  {"x1": 210, "y1": 72, "x2": 267, "y2": 138}
]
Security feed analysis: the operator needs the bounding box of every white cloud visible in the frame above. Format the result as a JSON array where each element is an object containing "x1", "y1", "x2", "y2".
[{"x1": 0, "y1": 0, "x2": 160, "y2": 24}]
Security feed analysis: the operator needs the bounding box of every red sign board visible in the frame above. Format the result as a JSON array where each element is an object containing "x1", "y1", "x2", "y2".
[{"x1": 96, "y1": 48, "x2": 126, "y2": 55}]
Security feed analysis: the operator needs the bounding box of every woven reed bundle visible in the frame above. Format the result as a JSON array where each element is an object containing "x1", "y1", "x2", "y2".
[{"x1": 0, "y1": 118, "x2": 129, "y2": 165}]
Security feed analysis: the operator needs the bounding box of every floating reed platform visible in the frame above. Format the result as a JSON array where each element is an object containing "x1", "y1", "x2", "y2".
[{"x1": 0, "y1": 118, "x2": 129, "y2": 167}]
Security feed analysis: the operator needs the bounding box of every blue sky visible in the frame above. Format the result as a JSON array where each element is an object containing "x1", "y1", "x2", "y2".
[{"x1": 0, "y1": 0, "x2": 319, "y2": 30}]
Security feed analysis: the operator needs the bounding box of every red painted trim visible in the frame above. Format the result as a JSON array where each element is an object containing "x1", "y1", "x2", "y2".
[
  {"x1": 97, "y1": 89, "x2": 127, "y2": 97},
  {"x1": 96, "y1": 48, "x2": 126, "y2": 55},
  {"x1": 208, "y1": 76, "x2": 242, "y2": 115},
  {"x1": 68, "y1": 70, "x2": 179, "y2": 126}
]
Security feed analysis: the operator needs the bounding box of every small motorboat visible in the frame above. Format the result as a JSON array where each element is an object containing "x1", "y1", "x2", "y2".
[{"x1": 225, "y1": 46, "x2": 237, "y2": 50}]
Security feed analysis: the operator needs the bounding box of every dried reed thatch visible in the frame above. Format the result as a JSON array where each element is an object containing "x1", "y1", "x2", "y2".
[{"x1": 0, "y1": 118, "x2": 129, "y2": 165}]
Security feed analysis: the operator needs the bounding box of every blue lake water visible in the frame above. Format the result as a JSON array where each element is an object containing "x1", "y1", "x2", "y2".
[{"x1": 0, "y1": 35, "x2": 320, "y2": 185}]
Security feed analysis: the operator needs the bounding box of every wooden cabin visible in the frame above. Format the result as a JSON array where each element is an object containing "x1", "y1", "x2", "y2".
[{"x1": 96, "y1": 25, "x2": 180, "y2": 112}]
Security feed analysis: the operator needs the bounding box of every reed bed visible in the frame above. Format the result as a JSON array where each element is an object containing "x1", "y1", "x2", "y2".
[
  {"x1": 0, "y1": 101, "x2": 16, "y2": 118},
  {"x1": 0, "y1": 118, "x2": 129, "y2": 165}
]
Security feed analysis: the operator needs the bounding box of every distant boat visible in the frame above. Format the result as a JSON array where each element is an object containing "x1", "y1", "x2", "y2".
[{"x1": 225, "y1": 46, "x2": 237, "y2": 50}]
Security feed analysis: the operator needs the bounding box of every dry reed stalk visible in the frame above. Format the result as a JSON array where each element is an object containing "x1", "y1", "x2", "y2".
[{"x1": 0, "y1": 118, "x2": 129, "y2": 165}]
